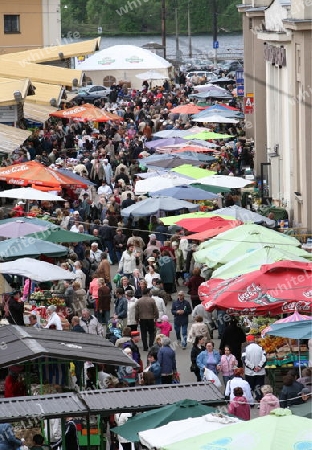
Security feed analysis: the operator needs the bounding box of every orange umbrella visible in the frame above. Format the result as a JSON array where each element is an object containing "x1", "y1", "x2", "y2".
[
  {"x1": 0, "y1": 161, "x2": 87, "y2": 189},
  {"x1": 49, "y1": 103, "x2": 122, "y2": 122},
  {"x1": 170, "y1": 104, "x2": 206, "y2": 114}
]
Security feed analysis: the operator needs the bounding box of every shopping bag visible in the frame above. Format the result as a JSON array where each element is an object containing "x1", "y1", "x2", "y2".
[{"x1": 202, "y1": 368, "x2": 221, "y2": 388}]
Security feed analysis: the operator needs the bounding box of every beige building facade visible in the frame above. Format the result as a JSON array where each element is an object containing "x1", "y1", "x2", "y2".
[
  {"x1": 238, "y1": 0, "x2": 312, "y2": 232},
  {"x1": 0, "y1": 0, "x2": 61, "y2": 54}
]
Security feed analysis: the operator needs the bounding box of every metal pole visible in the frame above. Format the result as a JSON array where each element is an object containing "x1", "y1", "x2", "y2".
[
  {"x1": 212, "y1": 0, "x2": 218, "y2": 67},
  {"x1": 175, "y1": 7, "x2": 180, "y2": 61},
  {"x1": 188, "y1": 1, "x2": 192, "y2": 58},
  {"x1": 161, "y1": 0, "x2": 166, "y2": 59}
]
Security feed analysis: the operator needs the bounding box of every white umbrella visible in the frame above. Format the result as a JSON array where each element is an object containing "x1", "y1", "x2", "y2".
[
  {"x1": 196, "y1": 174, "x2": 253, "y2": 189},
  {"x1": 139, "y1": 414, "x2": 239, "y2": 449},
  {"x1": 121, "y1": 196, "x2": 199, "y2": 217},
  {"x1": 136, "y1": 70, "x2": 169, "y2": 81},
  {"x1": 193, "y1": 114, "x2": 239, "y2": 124},
  {"x1": 0, "y1": 257, "x2": 76, "y2": 281},
  {"x1": 135, "y1": 175, "x2": 192, "y2": 194},
  {"x1": 0, "y1": 187, "x2": 65, "y2": 201}
]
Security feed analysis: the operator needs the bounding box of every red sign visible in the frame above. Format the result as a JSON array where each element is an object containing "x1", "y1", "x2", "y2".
[{"x1": 244, "y1": 95, "x2": 254, "y2": 114}]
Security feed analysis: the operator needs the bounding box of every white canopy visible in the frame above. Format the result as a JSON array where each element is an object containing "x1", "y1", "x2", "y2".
[
  {"x1": 77, "y1": 45, "x2": 171, "y2": 90},
  {"x1": 135, "y1": 175, "x2": 192, "y2": 195},
  {"x1": 0, "y1": 187, "x2": 65, "y2": 201},
  {"x1": 194, "y1": 114, "x2": 239, "y2": 124},
  {"x1": 139, "y1": 414, "x2": 239, "y2": 450},
  {"x1": 136, "y1": 70, "x2": 169, "y2": 80},
  {"x1": 196, "y1": 174, "x2": 253, "y2": 189},
  {"x1": 0, "y1": 258, "x2": 76, "y2": 281}
]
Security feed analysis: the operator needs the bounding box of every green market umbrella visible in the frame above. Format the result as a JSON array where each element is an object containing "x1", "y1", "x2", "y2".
[
  {"x1": 191, "y1": 182, "x2": 231, "y2": 194},
  {"x1": 211, "y1": 245, "x2": 311, "y2": 279},
  {"x1": 0, "y1": 237, "x2": 68, "y2": 260},
  {"x1": 111, "y1": 399, "x2": 219, "y2": 443},
  {"x1": 163, "y1": 409, "x2": 312, "y2": 450},
  {"x1": 195, "y1": 224, "x2": 302, "y2": 267},
  {"x1": 161, "y1": 211, "x2": 233, "y2": 226},
  {"x1": 184, "y1": 131, "x2": 232, "y2": 140},
  {"x1": 26, "y1": 227, "x2": 99, "y2": 243},
  {"x1": 0, "y1": 216, "x2": 57, "y2": 228},
  {"x1": 171, "y1": 164, "x2": 216, "y2": 180}
]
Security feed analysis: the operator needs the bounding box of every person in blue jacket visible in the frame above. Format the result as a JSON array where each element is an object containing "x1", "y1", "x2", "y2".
[
  {"x1": 171, "y1": 291, "x2": 192, "y2": 349},
  {"x1": 0, "y1": 423, "x2": 22, "y2": 450},
  {"x1": 147, "y1": 352, "x2": 161, "y2": 384},
  {"x1": 196, "y1": 341, "x2": 221, "y2": 379}
]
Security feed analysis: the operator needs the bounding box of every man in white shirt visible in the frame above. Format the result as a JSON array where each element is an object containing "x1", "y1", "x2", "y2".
[
  {"x1": 74, "y1": 261, "x2": 86, "y2": 289},
  {"x1": 97, "y1": 179, "x2": 112, "y2": 198},
  {"x1": 242, "y1": 334, "x2": 266, "y2": 402},
  {"x1": 44, "y1": 305, "x2": 62, "y2": 330},
  {"x1": 90, "y1": 242, "x2": 102, "y2": 265}
]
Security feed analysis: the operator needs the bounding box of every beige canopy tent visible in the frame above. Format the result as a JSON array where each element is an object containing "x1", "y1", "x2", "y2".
[{"x1": 0, "y1": 124, "x2": 30, "y2": 154}]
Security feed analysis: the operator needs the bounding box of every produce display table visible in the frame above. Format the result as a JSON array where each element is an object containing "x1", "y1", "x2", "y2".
[{"x1": 266, "y1": 352, "x2": 309, "y2": 394}]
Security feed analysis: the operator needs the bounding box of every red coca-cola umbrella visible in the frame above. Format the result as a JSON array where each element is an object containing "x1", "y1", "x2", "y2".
[
  {"x1": 176, "y1": 216, "x2": 239, "y2": 233},
  {"x1": 49, "y1": 103, "x2": 122, "y2": 122},
  {"x1": 199, "y1": 260, "x2": 312, "y2": 315}
]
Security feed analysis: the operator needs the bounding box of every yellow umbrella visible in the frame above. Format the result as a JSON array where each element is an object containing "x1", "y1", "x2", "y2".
[
  {"x1": 162, "y1": 211, "x2": 233, "y2": 226},
  {"x1": 171, "y1": 164, "x2": 216, "y2": 180}
]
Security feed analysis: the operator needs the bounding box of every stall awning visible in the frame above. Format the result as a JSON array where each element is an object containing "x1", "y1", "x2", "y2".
[
  {"x1": 0, "y1": 383, "x2": 224, "y2": 422},
  {"x1": 0, "y1": 325, "x2": 138, "y2": 368},
  {"x1": 0, "y1": 38, "x2": 101, "y2": 64},
  {"x1": 24, "y1": 102, "x2": 57, "y2": 123},
  {"x1": 0, "y1": 60, "x2": 82, "y2": 88},
  {"x1": 0, "y1": 78, "x2": 34, "y2": 106},
  {"x1": 25, "y1": 82, "x2": 64, "y2": 107},
  {"x1": 0, "y1": 124, "x2": 30, "y2": 154}
]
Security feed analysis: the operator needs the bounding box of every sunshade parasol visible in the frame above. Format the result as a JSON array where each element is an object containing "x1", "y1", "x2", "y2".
[
  {"x1": 147, "y1": 158, "x2": 203, "y2": 169},
  {"x1": 0, "y1": 237, "x2": 68, "y2": 260},
  {"x1": 161, "y1": 211, "x2": 233, "y2": 226},
  {"x1": 49, "y1": 103, "x2": 121, "y2": 122},
  {"x1": 186, "y1": 224, "x2": 242, "y2": 242},
  {"x1": 25, "y1": 226, "x2": 99, "y2": 243},
  {"x1": 176, "y1": 216, "x2": 241, "y2": 233},
  {"x1": 149, "y1": 185, "x2": 218, "y2": 200},
  {"x1": 134, "y1": 175, "x2": 193, "y2": 195},
  {"x1": 170, "y1": 104, "x2": 206, "y2": 114},
  {"x1": 162, "y1": 409, "x2": 312, "y2": 450},
  {"x1": 200, "y1": 205, "x2": 275, "y2": 224},
  {"x1": 144, "y1": 137, "x2": 187, "y2": 150},
  {"x1": 57, "y1": 168, "x2": 95, "y2": 186},
  {"x1": 0, "y1": 161, "x2": 87, "y2": 189},
  {"x1": 111, "y1": 399, "x2": 220, "y2": 443},
  {"x1": 262, "y1": 311, "x2": 312, "y2": 337},
  {"x1": 183, "y1": 131, "x2": 232, "y2": 140},
  {"x1": 171, "y1": 145, "x2": 216, "y2": 153},
  {"x1": 172, "y1": 164, "x2": 216, "y2": 179},
  {"x1": 263, "y1": 321, "x2": 312, "y2": 340},
  {"x1": 199, "y1": 260, "x2": 312, "y2": 314},
  {"x1": 196, "y1": 175, "x2": 253, "y2": 189},
  {"x1": 0, "y1": 257, "x2": 76, "y2": 281},
  {"x1": 0, "y1": 216, "x2": 57, "y2": 228},
  {"x1": 0, "y1": 220, "x2": 48, "y2": 239},
  {"x1": 211, "y1": 245, "x2": 311, "y2": 279},
  {"x1": 195, "y1": 224, "x2": 302, "y2": 267},
  {"x1": 136, "y1": 70, "x2": 169, "y2": 80},
  {"x1": 139, "y1": 414, "x2": 239, "y2": 450},
  {"x1": 152, "y1": 129, "x2": 194, "y2": 139},
  {"x1": 193, "y1": 114, "x2": 239, "y2": 124},
  {"x1": 121, "y1": 197, "x2": 199, "y2": 217},
  {"x1": 0, "y1": 187, "x2": 65, "y2": 201}
]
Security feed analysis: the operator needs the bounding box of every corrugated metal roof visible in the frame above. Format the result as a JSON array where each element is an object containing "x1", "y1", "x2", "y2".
[
  {"x1": 1, "y1": 38, "x2": 101, "y2": 64},
  {"x1": 0, "y1": 325, "x2": 137, "y2": 368},
  {"x1": 24, "y1": 103, "x2": 57, "y2": 123},
  {"x1": 0, "y1": 61, "x2": 82, "y2": 88},
  {"x1": 0, "y1": 392, "x2": 87, "y2": 422},
  {"x1": 0, "y1": 384, "x2": 224, "y2": 422},
  {"x1": 81, "y1": 383, "x2": 224, "y2": 414},
  {"x1": 0, "y1": 124, "x2": 30, "y2": 154},
  {"x1": 25, "y1": 82, "x2": 64, "y2": 106}
]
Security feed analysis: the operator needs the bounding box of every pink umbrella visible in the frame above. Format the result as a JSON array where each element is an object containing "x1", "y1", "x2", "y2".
[
  {"x1": 261, "y1": 310, "x2": 312, "y2": 337},
  {"x1": 0, "y1": 220, "x2": 48, "y2": 238}
]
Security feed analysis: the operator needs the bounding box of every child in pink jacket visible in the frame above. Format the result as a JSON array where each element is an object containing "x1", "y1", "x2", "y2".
[
  {"x1": 259, "y1": 385, "x2": 279, "y2": 416},
  {"x1": 155, "y1": 315, "x2": 172, "y2": 337},
  {"x1": 218, "y1": 346, "x2": 238, "y2": 386},
  {"x1": 228, "y1": 387, "x2": 250, "y2": 420}
]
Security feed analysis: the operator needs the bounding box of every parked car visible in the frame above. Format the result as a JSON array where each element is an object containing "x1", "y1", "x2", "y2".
[
  {"x1": 185, "y1": 71, "x2": 218, "y2": 83},
  {"x1": 73, "y1": 85, "x2": 111, "y2": 103},
  {"x1": 217, "y1": 60, "x2": 244, "y2": 74}
]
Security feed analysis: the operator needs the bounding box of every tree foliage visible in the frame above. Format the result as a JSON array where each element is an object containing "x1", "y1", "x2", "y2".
[{"x1": 61, "y1": 0, "x2": 241, "y2": 35}]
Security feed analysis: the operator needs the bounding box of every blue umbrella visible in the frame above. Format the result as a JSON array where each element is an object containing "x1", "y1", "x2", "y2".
[
  {"x1": 121, "y1": 197, "x2": 199, "y2": 217},
  {"x1": 150, "y1": 185, "x2": 218, "y2": 200},
  {"x1": 57, "y1": 168, "x2": 95, "y2": 186},
  {"x1": 192, "y1": 105, "x2": 244, "y2": 120},
  {"x1": 265, "y1": 321, "x2": 312, "y2": 340}
]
